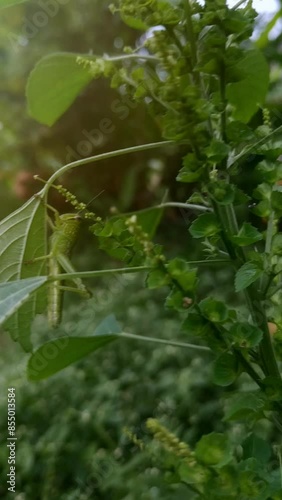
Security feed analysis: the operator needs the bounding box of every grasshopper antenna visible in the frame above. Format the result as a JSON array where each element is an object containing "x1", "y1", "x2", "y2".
[{"x1": 76, "y1": 190, "x2": 105, "y2": 215}]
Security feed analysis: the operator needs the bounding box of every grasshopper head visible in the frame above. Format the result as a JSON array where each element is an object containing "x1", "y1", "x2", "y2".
[{"x1": 59, "y1": 213, "x2": 82, "y2": 222}]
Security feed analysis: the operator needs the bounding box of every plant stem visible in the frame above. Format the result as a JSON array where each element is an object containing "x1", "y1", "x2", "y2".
[
  {"x1": 41, "y1": 141, "x2": 174, "y2": 194},
  {"x1": 232, "y1": 0, "x2": 248, "y2": 9},
  {"x1": 120, "y1": 332, "x2": 211, "y2": 352},
  {"x1": 51, "y1": 260, "x2": 230, "y2": 282},
  {"x1": 219, "y1": 62, "x2": 227, "y2": 144},
  {"x1": 265, "y1": 211, "x2": 275, "y2": 254},
  {"x1": 215, "y1": 202, "x2": 281, "y2": 380},
  {"x1": 234, "y1": 350, "x2": 263, "y2": 388},
  {"x1": 155, "y1": 202, "x2": 212, "y2": 212},
  {"x1": 88, "y1": 53, "x2": 160, "y2": 63},
  {"x1": 229, "y1": 124, "x2": 282, "y2": 168},
  {"x1": 184, "y1": 0, "x2": 200, "y2": 84}
]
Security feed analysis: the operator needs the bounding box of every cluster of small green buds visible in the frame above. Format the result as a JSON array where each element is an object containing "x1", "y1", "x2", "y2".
[
  {"x1": 76, "y1": 56, "x2": 114, "y2": 78},
  {"x1": 125, "y1": 215, "x2": 154, "y2": 257},
  {"x1": 56, "y1": 185, "x2": 82, "y2": 210},
  {"x1": 55, "y1": 185, "x2": 102, "y2": 222},
  {"x1": 146, "y1": 418, "x2": 193, "y2": 460},
  {"x1": 262, "y1": 108, "x2": 272, "y2": 129},
  {"x1": 209, "y1": 168, "x2": 218, "y2": 181},
  {"x1": 123, "y1": 427, "x2": 145, "y2": 450}
]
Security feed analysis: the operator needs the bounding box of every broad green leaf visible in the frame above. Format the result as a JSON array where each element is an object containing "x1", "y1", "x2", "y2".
[
  {"x1": 0, "y1": 196, "x2": 47, "y2": 351},
  {"x1": 0, "y1": 0, "x2": 27, "y2": 7},
  {"x1": 27, "y1": 334, "x2": 119, "y2": 381},
  {"x1": 0, "y1": 277, "x2": 47, "y2": 327},
  {"x1": 166, "y1": 258, "x2": 197, "y2": 291},
  {"x1": 235, "y1": 262, "x2": 263, "y2": 292},
  {"x1": 176, "y1": 167, "x2": 203, "y2": 183},
  {"x1": 224, "y1": 392, "x2": 266, "y2": 421},
  {"x1": 272, "y1": 233, "x2": 282, "y2": 256},
  {"x1": 189, "y1": 213, "x2": 220, "y2": 239},
  {"x1": 205, "y1": 139, "x2": 230, "y2": 163},
  {"x1": 199, "y1": 297, "x2": 228, "y2": 323},
  {"x1": 120, "y1": 14, "x2": 148, "y2": 30},
  {"x1": 231, "y1": 222, "x2": 262, "y2": 246},
  {"x1": 181, "y1": 311, "x2": 213, "y2": 337},
  {"x1": 146, "y1": 268, "x2": 170, "y2": 289},
  {"x1": 271, "y1": 187, "x2": 282, "y2": 217},
  {"x1": 256, "y1": 160, "x2": 282, "y2": 184},
  {"x1": 213, "y1": 352, "x2": 239, "y2": 387},
  {"x1": 226, "y1": 121, "x2": 254, "y2": 143},
  {"x1": 177, "y1": 153, "x2": 203, "y2": 183},
  {"x1": 27, "y1": 53, "x2": 94, "y2": 126},
  {"x1": 165, "y1": 288, "x2": 185, "y2": 310},
  {"x1": 242, "y1": 434, "x2": 271, "y2": 464},
  {"x1": 226, "y1": 49, "x2": 269, "y2": 123},
  {"x1": 253, "y1": 182, "x2": 272, "y2": 201},
  {"x1": 229, "y1": 323, "x2": 263, "y2": 348},
  {"x1": 178, "y1": 462, "x2": 208, "y2": 486},
  {"x1": 195, "y1": 433, "x2": 233, "y2": 468},
  {"x1": 207, "y1": 181, "x2": 235, "y2": 205},
  {"x1": 261, "y1": 376, "x2": 282, "y2": 402}
]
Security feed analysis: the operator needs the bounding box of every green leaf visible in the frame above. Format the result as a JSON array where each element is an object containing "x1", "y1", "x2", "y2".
[
  {"x1": 251, "y1": 200, "x2": 271, "y2": 218},
  {"x1": 199, "y1": 297, "x2": 228, "y2": 323},
  {"x1": 242, "y1": 434, "x2": 271, "y2": 464},
  {"x1": 176, "y1": 167, "x2": 203, "y2": 183},
  {"x1": 189, "y1": 213, "x2": 220, "y2": 239},
  {"x1": 27, "y1": 334, "x2": 118, "y2": 381},
  {"x1": 0, "y1": 0, "x2": 27, "y2": 7},
  {"x1": 226, "y1": 121, "x2": 254, "y2": 143},
  {"x1": 165, "y1": 287, "x2": 194, "y2": 311},
  {"x1": 272, "y1": 233, "x2": 282, "y2": 256},
  {"x1": 231, "y1": 222, "x2": 263, "y2": 246},
  {"x1": 195, "y1": 433, "x2": 233, "y2": 467},
  {"x1": 120, "y1": 13, "x2": 149, "y2": 30},
  {"x1": 271, "y1": 187, "x2": 282, "y2": 217},
  {"x1": 224, "y1": 392, "x2": 266, "y2": 421},
  {"x1": 235, "y1": 262, "x2": 263, "y2": 292},
  {"x1": 205, "y1": 139, "x2": 230, "y2": 163},
  {"x1": 213, "y1": 352, "x2": 239, "y2": 387},
  {"x1": 177, "y1": 153, "x2": 203, "y2": 183},
  {"x1": 27, "y1": 53, "x2": 94, "y2": 126},
  {"x1": 146, "y1": 268, "x2": 170, "y2": 289},
  {"x1": 178, "y1": 462, "x2": 209, "y2": 485},
  {"x1": 165, "y1": 288, "x2": 185, "y2": 311},
  {"x1": 0, "y1": 196, "x2": 47, "y2": 351},
  {"x1": 261, "y1": 376, "x2": 282, "y2": 401},
  {"x1": 253, "y1": 182, "x2": 272, "y2": 201},
  {"x1": 207, "y1": 181, "x2": 235, "y2": 205},
  {"x1": 226, "y1": 49, "x2": 269, "y2": 123},
  {"x1": 166, "y1": 258, "x2": 197, "y2": 291},
  {"x1": 229, "y1": 323, "x2": 263, "y2": 348},
  {"x1": 0, "y1": 277, "x2": 47, "y2": 328},
  {"x1": 181, "y1": 311, "x2": 213, "y2": 337},
  {"x1": 255, "y1": 160, "x2": 282, "y2": 184}
]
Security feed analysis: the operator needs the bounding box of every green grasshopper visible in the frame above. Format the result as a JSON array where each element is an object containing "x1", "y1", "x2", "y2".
[
  {"x1": 46, "y1": 211, "x2": 92, "y2": 328},
  {"x1": 28, "y1": 182, "x2": 101, "y2": 328}
]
